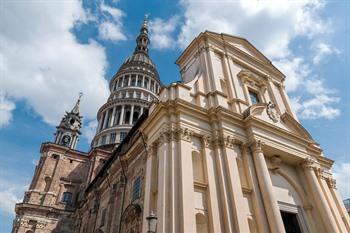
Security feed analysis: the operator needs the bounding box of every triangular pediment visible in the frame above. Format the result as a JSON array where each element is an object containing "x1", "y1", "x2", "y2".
[
  {"x1": 205, "y1": 31, "x2": 270, "y2": 64},
  {"x1": 244, "y1": 105, "x2": 314, "y2": 141},
  {"x1": 204, "y1": 31, "x2": 284, "y2": 78},
  {"x1": 280, "y1": 112, "x2": 314, "y2": 141}
]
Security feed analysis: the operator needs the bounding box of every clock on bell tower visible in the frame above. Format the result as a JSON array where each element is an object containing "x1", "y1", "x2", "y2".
[{"x1": 54, "y1": 93, "x2": 83, "y2": 149}]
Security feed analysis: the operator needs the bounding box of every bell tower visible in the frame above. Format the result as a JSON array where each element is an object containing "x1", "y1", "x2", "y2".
[{"x1": 54, "y1": 93, "x2": 83, "y2": 149}]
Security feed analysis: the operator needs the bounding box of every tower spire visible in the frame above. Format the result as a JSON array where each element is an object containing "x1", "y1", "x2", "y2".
[
  {"x1": 134, "y1": 14, "x2": 150, "y2": 55},
  {"x1": 54, "y1": 92, "x2": 83, "y2": 149},
  {"x1": 71, "y1": 92, "x2": 83, "y2": 114}
]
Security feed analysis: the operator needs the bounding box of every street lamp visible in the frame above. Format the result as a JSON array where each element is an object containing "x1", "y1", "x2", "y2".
[{"x1": 146, "y1": 211, "x2": 157, "y2": 233}]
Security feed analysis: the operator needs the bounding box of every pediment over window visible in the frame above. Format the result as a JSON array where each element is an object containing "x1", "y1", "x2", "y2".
[{"x1": 238, "y1": 70, "x2": 267, "y2": 91}]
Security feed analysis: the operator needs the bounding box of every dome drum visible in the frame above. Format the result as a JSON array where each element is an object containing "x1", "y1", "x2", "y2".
[{"x1": 91, "y1": 16, "x2": 161, "y2": 148}]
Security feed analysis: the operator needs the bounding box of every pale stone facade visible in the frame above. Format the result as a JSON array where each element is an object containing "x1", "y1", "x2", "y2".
[{"x1": 13, "y1": 19, "x2": 350, "y2": 233}]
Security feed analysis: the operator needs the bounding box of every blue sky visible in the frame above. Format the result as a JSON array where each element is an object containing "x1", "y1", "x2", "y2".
[{"x1": 0, "y1": 0, "x2": 349, "y2": 232}]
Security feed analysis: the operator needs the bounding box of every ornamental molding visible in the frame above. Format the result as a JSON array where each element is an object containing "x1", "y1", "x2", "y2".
[
  {"x1": 238, "y1": 70, "x2": 267, "y2": 91},
  {"x1": 202, "y1": 134, "x2": 241, "y2": 149},
  {"x1": 156, "y1": 126, "x2": 194, "y2": 143}
]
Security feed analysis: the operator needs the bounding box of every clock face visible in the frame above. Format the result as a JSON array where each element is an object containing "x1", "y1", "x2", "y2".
[
  {"x1": 67, "y1": 117, "x2": 79, "y2": 130},
  {"x1": 61, "y1": 135, "x2": 71, "y2": 146}
]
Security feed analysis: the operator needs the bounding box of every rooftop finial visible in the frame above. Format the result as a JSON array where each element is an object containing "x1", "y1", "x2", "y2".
[
  {"x1": 135, "y1": 14, "x2": 150, "y2": 54},
  {"x1": 71, "y1": 92, "x2": 83, "y2": 114}
]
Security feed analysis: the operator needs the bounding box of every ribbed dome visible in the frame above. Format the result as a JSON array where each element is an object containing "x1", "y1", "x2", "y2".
[
  {"x1": 116, "y1": 51, "x2": 160, "y2": 82},
  {"x1": 124, "y1": 52, "x2": 155, "y2": 67}
]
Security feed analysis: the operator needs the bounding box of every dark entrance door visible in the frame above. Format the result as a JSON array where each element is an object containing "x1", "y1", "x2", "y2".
[{"x1": 280, "y1": 211, "x2": 302, "y2": 233}]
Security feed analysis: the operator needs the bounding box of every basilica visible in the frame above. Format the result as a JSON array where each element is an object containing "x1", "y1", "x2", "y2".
[{"x1": 12, "y1": 16, "x2": 350, "y2": 233}]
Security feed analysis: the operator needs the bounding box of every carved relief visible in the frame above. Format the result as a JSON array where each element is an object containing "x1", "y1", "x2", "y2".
[
  {"x1": 266, "y1": 101, "x2": 280, "y2": 123},
  {"x1": 270, "y1": 155, "x2": 282, "y2": 170}
]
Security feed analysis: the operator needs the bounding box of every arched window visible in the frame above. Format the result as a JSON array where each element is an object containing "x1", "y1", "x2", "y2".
[
  {"x1": 124, "y1": 110, "x2": 131, "y2": 124},
  {"x1": 150, "y1": 80, "x2": 154, "y2": 92},
  {"x1": 137, "y1": 77, "x2": 142, "y2": 87},
  {"x1": 123, "y1": 75, "x2": 129, "y2": 87},
  {"x1": 62, "y1": 192, "x2": 72, "y2": 204},
  {"x1": 132, "y1": 111, "x2": 139, "y2": 124},
  {"x1": 195, "y1": 213, "x2": 208, "y2": 233},
  {"x1": 192, "y1": 151, "x2": 205, "y2": 183},
  {"x1": 131, "y1": 76, "x2": 136, "y2": 86},
  {"x1": 144, "y1": 78, "x2": 149, "y2": 89}
]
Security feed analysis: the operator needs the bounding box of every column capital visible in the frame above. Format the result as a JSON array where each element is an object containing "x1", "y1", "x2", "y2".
[
  {"x1": 250, "y1": 140, "x2": 265, "y2": 154},
  {"x1": 327, "y1": 177, "x2": 337, "y2": 189},
  {"x1": 301, "y1": 156, "x2": 317, "y2": 169}
]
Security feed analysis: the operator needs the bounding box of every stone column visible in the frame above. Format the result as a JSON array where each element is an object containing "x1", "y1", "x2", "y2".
[
  {"x1": 129, "y1": 105, "x2": 134, "y2": 125},
  {"x1": 119, "y1": 105, "x2": 125, "y2": 125},
  {"x1": 110, "y1": 107, "x2": 116, "y2": 127},
  {"x1": 302, "y1": 158, "x2": 339, "y2": 233},
  {"x1": 251, "y1": 140, "x2": 285, "y2": 233},
  {"x1": 241, "y1": 145, "x2": 270, "y2": 233},
  {"x1": 327, "y1": 179, "x2": 350, "y2": 231},
  {"x1": 140, "y1": 107, "x2": 144, "y2": 115},
  {"x1": 121, "y1": 76, "x2": 125, "y2": 87},
  {"x1": 319, "y1": 175, "x2": 347, "y2": 232},
  {"x1": 142, "y1": 76, "x2": 145, "y2": 88},
  {"x1": 102, "y1": 110, "x2": 109, "y2": 129},
  {"x1": 127, "y1": 75, "x2": 131, "y2": 86}
]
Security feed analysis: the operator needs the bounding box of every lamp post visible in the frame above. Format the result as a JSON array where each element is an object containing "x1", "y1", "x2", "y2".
[{"x1": 146, "y1": 211, "x2": 157, "y2": 233}]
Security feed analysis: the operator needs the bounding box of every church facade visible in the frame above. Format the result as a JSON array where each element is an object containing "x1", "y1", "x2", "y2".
[{"x1": 12, "y1": 17, "x2": 350, "y2": 233}]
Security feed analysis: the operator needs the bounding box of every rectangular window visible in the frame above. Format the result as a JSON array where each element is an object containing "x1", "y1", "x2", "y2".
[
  {"x1": 249, "y1": 90, "x2": 260, "y2": 105},
  {"x1": 132, "y1": 176, "x2": 141, "y2": 200},
  {"x1": 120, "y1": 132, "x2": 127, "y2": 142},
  {"x1": 110, "y1": 133, "x2": 116, "y2": 143},
  {"x1": 280, "y1": 211, "x2": 302, "y2": 233},
  {"x1": 101, "y1": 135, "x2": 107, "y2": 145},
  {"x1": 62, "y1": 192, "x2": 72, "y2": 204}
]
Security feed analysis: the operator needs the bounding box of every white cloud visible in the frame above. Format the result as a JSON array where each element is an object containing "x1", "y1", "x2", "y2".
[
  {"x1": 98, "y1": 21, "x2": 126, "y2": 41},
  {"x1": 165, "y1": 0, "x2": 340, "y2": 120},
  {"x1": 274, "y1": 57, "x2": 310, "y2": 92},
  {"x1": 291, "y1": 94, "x2": 340, "y2": 120},
  {"x1": 0, "y1": 177, "x2": 28, "y2": 215},
  {"x1": 177, "y1": 0, "x2": 328, "y2": 59},
  {"x1": 149, "y1": 16, "x2": 179, "y2": 50},
  {"x1": 312, "y1": 42, "x2": 340, "y2": 65},
  {"x1": 98, "y1": 2, "x2": 126, "y2": 42},
  {"x1": 82, "y1": 120, "x2": 98, "y2": 143},
  {"x1": 0, "y1": 92, "x2": 15, "y2": 128},
  {"x1": 333, "y1": 162, "x2": 350, "y2": 199},
  {"x1": 0, "y1": 1, "x2": 110, "y2": 126}
]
